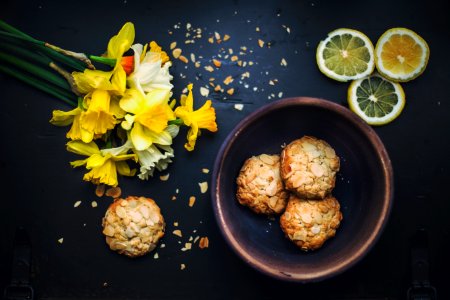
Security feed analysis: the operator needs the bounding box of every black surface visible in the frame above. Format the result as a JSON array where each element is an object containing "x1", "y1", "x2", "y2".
[{"x1": 1, "y1": 0, "x2": 449, "y2": 299}]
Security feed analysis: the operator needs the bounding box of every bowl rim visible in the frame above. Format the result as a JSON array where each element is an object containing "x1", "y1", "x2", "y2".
[{"x1": 211, "y1": 97, "x2": 394, "y2": 282}]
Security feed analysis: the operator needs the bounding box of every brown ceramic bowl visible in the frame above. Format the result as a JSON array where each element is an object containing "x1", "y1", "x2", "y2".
[{"x1": 211, "y1": 97, "x2": 393, "y2": 282}]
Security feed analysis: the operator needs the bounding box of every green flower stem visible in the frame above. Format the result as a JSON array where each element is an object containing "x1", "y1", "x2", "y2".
[
  {"x1": 0, "y1": 30, "x2": 86, "y2": 71},
  {"x1": 89, "y1": 55, "x2": 116, "y2": 67},
  {"x1": 0, "y1": 42, "x2": 52, "y2": 66},
  {"x1": 0, "y1": 64, "x2": 77, "y2": 106},
  {"x1": 168, "y1": 119, "x2": 184, "y2": 126},
  {"x1": 0, "y1": 19, "x2": 34, "y2": 40},
  {"x1": 0, "y1": 51, "x2": 71, "y2": 91}
]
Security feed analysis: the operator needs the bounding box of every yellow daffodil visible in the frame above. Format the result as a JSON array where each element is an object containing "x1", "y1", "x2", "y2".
[
  {"x1": 174, "y1": 84, "x2": 218, "y2": 151},
  {"x1": 67, "y1": 140, "x2": 137, "y2": 187},
  {"x1": 127, "y1": 42, "x2": 173, "y2": 95},
  {"x1": 120, "y1": 88, "x2": 175, "y2": 151},
  {"x1": 72, "y1": 22, "x2": 135, "y2": 95},
  {"x1": 50, "y1": 107, "x2": 93, "y2": 142}
]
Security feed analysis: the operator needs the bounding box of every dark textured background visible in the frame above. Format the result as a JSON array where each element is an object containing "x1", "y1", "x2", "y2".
[{"x1": 1, "y1": 0, "x2": 449, "y2": 299}]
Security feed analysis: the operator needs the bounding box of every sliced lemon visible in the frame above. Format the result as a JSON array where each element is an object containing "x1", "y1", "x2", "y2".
[
  {"x1": 375, "y1": 27, "x2": 429, "y2": 82},
  {"x1": 316, "y1": 28, "x2": 375, "y2": 82},
  {"x1": 348, "y1": 74, "x2": 405, "y2": 125}
]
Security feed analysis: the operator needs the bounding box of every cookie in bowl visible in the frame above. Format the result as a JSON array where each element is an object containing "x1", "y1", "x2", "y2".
[
  {"x1": 281, "y1": 136, "x2": 340, "y2": 199},
  {"x1": 236, "y1": 154, "x2": 289, "y2": 215},
  {"x1": 280, "y1": 194, "x2": 343, "y2": 251},
  {"x1": 102, "y1": 196, "x2": 165, "y2": 257}
]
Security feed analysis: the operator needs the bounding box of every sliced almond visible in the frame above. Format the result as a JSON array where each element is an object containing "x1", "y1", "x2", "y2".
[
  {"x1": 213, "y1": 59, "x2": 222, "y2": 68},
  {"x1": 199, "y1": 237, "x2": 209, "y2": 249},
  {"x1": 200, "y1": 87, "x2": 209, "y2": 97},
  {"x1": 160, "y1": 173, "x2": 170, "y2": 181},
  {"x1": 178, "y1": 55, "x2": 188, "y2": 63},
  {"x1": 172, "y1": 48, "x2": 182, "y2": 59},
  {"x1": 73, "y1": 200, "x2": 82, "y2": 208},
  {"x1": 170, "y1": 42, "x2": 177, "y2": 50},
  {"x1": 189, "y1": 196, "x2": 196, "y2": 207},
  {"x1": 204, "y1": 65, "x2": 214, "y2": 72},
  {"x1": 106, "y1": 187, "x2": 121, "y2": 198},
  {"x1": 234, "y1": 104, "x2": 244, "y2": 111},
  {"x1": 223, "y1": 75, "x2": 233, "y2": 85},
  {"x1": 214, "y1": 31, "x2": 221, "y2": 40},
  {"x1": 226, "y1": 88, "x2": 234, "y2": 95},
  {"x1": 214, "y1": 84, "x2": 222, "y2": 92},
  {"x1": 91, "y1": 201, "x2": 98, "y2": 208},
  {"x1": 57, "y1": 238, "x2": 64, "y2": 244},
  {"x1": 202, "y1": 168, "x2": 210, "y2": 174},
  {"x1": 198, "y1": 182, "x2": 208, "y2": 193},
  {"x1": 180, "y1": 263, "x2": 186, "y2": 270},
  {"x1": 231, "y1": 55, "x2": 238, "y2": 62},
  {"x1": 95, "y1": 184, "x2": 105, "y2": 197},
  {"x1": 223, "y1": 34, "x2": 230, "y2": 41},
  {"x1": 173, "y1": 229, "x2": 182, "y2": 237},
  {"x1": 280, "y1": 58, "x2": 287, "y2": 66},
  {"x1": 258, "y1": 39, "x2": 265, "y2": 48},
  {"x1": 208, "y1": 37, "x2": 214, "y2": 44}
]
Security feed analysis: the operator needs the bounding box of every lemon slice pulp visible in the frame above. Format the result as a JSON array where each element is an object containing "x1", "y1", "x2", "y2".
[
  {"x1": 316, "y1": 28, "x2": 375, "y2": 82},
  {"x1": 375, "y1": 27, "x2": 429, "y2": 82},
  {"x1": 348, "y1": 74, "x2": 405, "y2": 125}
]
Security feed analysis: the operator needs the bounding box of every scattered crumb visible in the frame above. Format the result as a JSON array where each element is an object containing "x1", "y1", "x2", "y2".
[
  {"x1": 226, "y1": 88, "x2": 235, "y2": 95},
  {"x1": 200, "y1": 87, "x2": 210, "y2": 97},
  {"x1": 160, "y1": 243, "x2": 166, "y2": 248},
  {"x1": 95, "y1": 184, "x2": 105, "y2": 197},
  {"x1": 234, "y1": 104, "x2": 244, "y2": 111},
  {"x1": 223, "y1": 34, "x2": 230, "y2": 41},
  {"x1": 105, "y1": 187, "x2": 121, "y2": 198},
  {"x1": 278, "y1": 92, "x2": 283, "y2": 98},
  {"x1": 212, "y1": 59, "x2": 222, "y2": 68},
  {"x1": 153, "y1": 252, "x2": 159, "y2": 259},
  {"x1": 281, "y1": 58, "x2": 287, "y2": 66},
  {"x1": 174, "y1": 222, "x2": 179, "y2": 226},
  {"x1": 171, "y1": 196, "x2": 177, "y2": 201},
  {"x1": 170, "y1": 42, "x2": 177, "y2": 50},
  {"x1": 193, "y1": 236, "x2": 200, "y2": 243},
  {"x1": 173, "y1": 230, "x2": 182, "y2": 237},
  {"x1": 208, "y1": 37, "x2": 214, "y2": 44},
  {"x1": 258, "y1": 39, "x2": 265, "y2": 48},
  {"x1": 160, "y1": 173, "x2": 170, "y2": 181},
  {"x1": 214, "y1": 84, "x2": 222, "y2": 92},
  {"x1": 178, "y1": 55, "x2": 188, "y2": 63},
  {"x1": 199, "y1": 237, "x2": 209, "y2": 249},
  {"x1": 172, "y1": 48, "x2": 182, "y2": 59},
  {"x1": 180, "y1": 263, "x2": 186, "y2": 270},
  {"x1": 181, "y1": 242, "x2": 192, "y2": 251},
  {"x1": 204, "y1": 65, "x2": 214, "y2": 72},
  {"x1": 58, "y1": 238, "x2": 64, "y2": 244},
  {"x1": 74, "y1": 201, "x2": 82, "y2": 208},
  {"x1": 223, "y1": 75, "x2": 233, "y2": 85},
  {"x1": 202, "y1": 168, "x2": 210, "y2": 174},
  {"x1": 231, "y1": 55, "x2": 238, "y2": 62},
  {"x1": 91, "y1": 201, "x2": 98, "y2": 208},
  {"x1": 190, "y1": 53, "x2": 196, "y2": 63},
  {"x1": 198, "y1": 182, "x2": 208, "y2": 193},
  {"x1": 189, "y1": 196, "x2": 196, "y2": 207}
]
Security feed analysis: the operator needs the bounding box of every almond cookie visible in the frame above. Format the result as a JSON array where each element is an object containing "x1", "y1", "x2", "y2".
[
  {"x1": 236, "y1": 154, "x2": 289, "y2": 215},
  {"x1": 102, "y1": 196, "x2": 165, "y2": 257},
  {"x1": 281, "y1": 136, "x2": 340, "y2": 199},
  {"x1": 280, "y1": 194, "x2": 343, "y2": 251}
]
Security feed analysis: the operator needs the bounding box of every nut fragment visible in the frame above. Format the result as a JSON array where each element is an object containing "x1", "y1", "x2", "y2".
[
  {"x1": 226, "y1": 88, "x2": 235, "y2": 95},
  {"x1": 178, "y1": 55, "x2": 188, "y2": 63},
  {"x1": 258, "y1": 39, "x2": 265, "y2": 48},
  {"x1": 223, "y1": 75, "x2": 234, "y2": 85},
  {"x1": 199, "y1": 237, "x2": 209, "y2": 249},
  {"x1": 173, "y1": 229, "x2": 182, "y2": 237},
  {"x1": 213, "y1": 59, "x2": 222, "y2": 67},
  {"x1": 172, "y1": 48, "x2": 182, "y2": 59},
  {"x1": 95, "y1": 184, "x2": 105, "y2": 197},
  {"x1": 188, "y1": 196, "x2": 196, "y2": 207},
  {"x1": 106, "y1": 187, "x2": 122, "y2": 198}
]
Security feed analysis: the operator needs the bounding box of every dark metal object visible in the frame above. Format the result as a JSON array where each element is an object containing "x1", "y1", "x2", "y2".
[
  {"x1": 3, "y1": 227, "x2": 34, "y2": 300},
  {"x1": 407, "y1": 229, "x2": 437, "y2": 300}
]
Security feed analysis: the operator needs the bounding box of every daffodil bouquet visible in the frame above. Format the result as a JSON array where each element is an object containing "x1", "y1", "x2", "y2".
[{"x1": 0, "y1": 21, "x2": 218, "y2": 187}]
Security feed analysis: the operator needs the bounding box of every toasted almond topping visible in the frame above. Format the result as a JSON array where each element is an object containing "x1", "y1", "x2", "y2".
[
  {"x1": 160, "y1": 173, "x2": 170, "y2": 181},
  {"x1": 153, "y1": 252, "x2": 159, "y2": 259},
  {"x1": 241, "y1": 71, "x2": 250, "y2": 78},
  {"x1": 74, "y1": 200, "x2": 82, "y2": 208},
  {"x1": 214, "y1": 32, "x2": 220, "y2": 40},
  {"x1": 180, "y1": 263, "x2": 186, "y2": 270},
  {"x1": 269, "y1": 80, "x2": 275, "y2": 85},
  {"x1": 226, "y1": 88, "x2": 235, "y2": 95},
  {"x1": 204, "y1": 65, "x2": 214, "y2": 72},
  {"x1": 208, "y1": 37, "x2": 214, "y2": 44},
  {"x1": 237, "y1": 60, "x2": 243, "y2": 66},
  {"x1": 184, "y1": 242, "x2": 192, "y2": 250},
  {"x1": 171, "y1": 196, "x2": 177, "y2": 201},
  {"x1": 172, "y1": 48, "x2": 182, "y2": 59},
  {"x1": 256, "y1": 27, "x2": 260, "y2": 32},
  {"x1": 91, "y1": 201, "x2": 98, "y2": 208},
  {"x1": 58, "y1": 238, "x2": 64, "y2": 244},
  {"x1": 234, "y1": 104, "x2": 244, "y2": 111},
  {"x1": 213, "y1": 59, "x2": 222, "y2": 67},
  {"x1": 194, "y1": 62, "x2": 200, "y2": 68},
  {"x1": 200, "y1": 87, "x2": 209, "y2": 97},
  {"x1": 190, "y1": 53, "x2": 196, "y2": 63},
  {"x1": 105, "y1": 186, "x2": 121, "y2": 198},
  {"x1": 223, "y1": 34, "x2": 230, "y2": 41},
  {"x1": 193, "y1": 236, "x2": 200, "y2": 243},
  {"x1": 199, "y1": 237, "x2": 209, "y2": 249},
  {"x1": 230, "y1": 55, "x2": 238, "y2": 62},
  {"x1": 178, "y1": 55, "x2": 188, "y2": 63},
  {"x1": 258, "y1": 39, "x2": 265, "y2": 48},
  {"x1": 214, "y1": 84, "x2": 222, "y2": 92},
  {"x1": 223, "y1": 75, "x2": 234, "y2": 85},
  {"x1": 170, "y1": 42, "x2": 177, "y2": 50},
  {"x1": 198, "y1": 182, "x2": 208, "y2": 193},
  {"x1": 202, "y1": 168, "x2": 210, "y2": 174},
  {"x1": 95, "y1": 184, "x2": 105, "y2": 197},
  {"x1": 173, "y1": 229, "x2": 182, "y2": 237},
  {"x1": 228, "y1": 48, "x2": 234, "y2": 54},
  {"x1": 189, "y1": 196, "x2": 196, "y2": 207},
  {"x1": 281, "y1": 58, "x2": 287, "y2": 66}
]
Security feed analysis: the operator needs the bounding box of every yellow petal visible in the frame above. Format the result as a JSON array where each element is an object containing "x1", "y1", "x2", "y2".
[
  {"x1": 111, "y1": 65, "x2": 127, "y2": 95},
  {"x1": 109, "y1": 97, "x2": 126, "y2": 119},
  {"x1": 107, "y1": 22, "x2": 135, "y2": 59},
  {"x1": 72, "y1": 69, "x2": 113, "y2": 94},
  {"x1": 50, "y1": 107, "x2": 81, "y2": 126},
  {"x1": 144, "y1": 89, "x2": 171, "y2": 110},
  {"x1": 83, "y1": 159, "x2": 118, "y2": 187},
  {"x1": 120, "y1": 88, "x2": 145, "y2": 114},
  {"x1": 116, "y1": 161, "x2": 136, "y2": 177},
  {"x1": 185, "y1": 123, "x2": 199, "y2": 151},
  {"x1": 192, "y1": 100, "x2": 218, "y2": 132},
  {"x1": 70, "y1": 159, "x2": 88, "y2": 167},
  {"x1": 66, "y1": 140, "x2": 100, "y2": 156},
  {"x1": 130, "y1": 122, "x2": 154, "y2": 151},
  {"x1": 184, "y1": 83, "x2": 194, "y2": 111},
  {"x1": 86, "y1": 153, "x2": 110, "y2": 169},
  {"x1": 135, "y1": 105, "x2": 170, "y2": 133}
]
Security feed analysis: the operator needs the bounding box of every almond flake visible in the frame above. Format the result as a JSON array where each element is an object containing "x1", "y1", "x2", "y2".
[
  {"x1": 173, "y1": 229, "x2": 182, "y2": 237},
  {"x1": 58, "y1": 238, "x2": 64, "y2": 244},
  {"x1": 258, "y1": 39, "x2": 265, "y2": 48},
  {"x1": 180, "y1": 263, "x2": 186, "y2": 270},
  {"x1": 195, "y1": 62, "x2": 201, "y2": 68},
  {"x1": 214, "y1": 85, "x2": 222, "y2": 92},
  {"x1": 223, "y1": 75, "x2": 234, "y2": 85},
  {"x1": 172, "y1": 48, "x2": 182, "y2": 59},
  {"x1": 214, "y1": 32, "x2": 221, "y2": 40},
  {"x1": 198, "y1": 182, "x2": 208, "y2": 193},
  {"x1": 237, "y1": 60, "x2": 243, "y2": 66},
  {"x1": 256, "y1": 27, "x2": 260, "y2": 32},
  {"x1": 193, "y1": 236, "x2": 200, "y2": 243},
  {"x1": 153, "y1": 252, "x2": 159, "y2": 259},
  {"x1": 190, "y1": 53, "x2": 196, "y2": 63},
  {"x1": 234, "y1": 104, "x2": 244, "y2": 111},
  {"x1": 202, "y1": 168, "x2": 210, "y2": 174},
  {"x1": 281, "y1": 58, "x2": 287, "y2": 66},
  {"x1": 160, "y1": 173, "x2": 170, "y2": 181},
  {"x1": 74, "y1": 200, "x2": 82, "y2": 208},
  {"x1": 189, "y1": 196, "x2": 196, "y2": 207},
  {"x1": 200, "y1": 87, "x2": 210, "y2": 97},
  {"x1": 184, "y1": 242, "x2": 192, "y2": 250},
  {"x1": 226, "y1": 88, "x2": 235, "y2": 95},
  {"x1": 91, "y1": 201, "x2": 98, "y2": 208},
  {"x1": 199, "y1": 237, "x2": 209, "y2": 249},
  {"x1": 171, "y1": 196, "x2": 177, "y2": 201},
  {"x1": 204, "y1": 65, "x2": 214, "y2": 72},
  {"x1": 105, "y1": 187, "x2": 121, "y2": 198},
  {"x1": 231, "y1": 55, "x2": 238, "y2": 62},
  {"x1": 178, "y1": 55, "x2": 188, "y2": 63},
  {"x1": 170, "y1": 42, "x2": 177, "y2": 50},
  {"x1": 213, "y1": 59, "x2": 222, "y2": 68},
  {"x1": 174, "y1": 222, "x2": 179, "y2": 226},
  {"x1": 228, "y1": 48, "x2": 233, "y2": 54},
  {"x1": 241, "y1": 71, "x2": 250, "y2": 79},
  {"x1": 208, "y1": 37, "x2": 214, "y2": 44},
  {"x1": 269, "y1": 80, "x2": 275, "y2": 85},
  {"x1": 223, "y1": 34, "x2": 230, "y2": 41},
  {"x1": 278, "y1": 92, "x2": 284, "y2": 98},
  {"x1": 95, "y1": 184, "x2": 105, "y2": 197}
]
